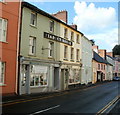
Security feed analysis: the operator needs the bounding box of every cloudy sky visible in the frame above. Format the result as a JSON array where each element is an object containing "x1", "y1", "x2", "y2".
[{"x1": 26, "y1": 0, "x2": 118, "y2": 52}]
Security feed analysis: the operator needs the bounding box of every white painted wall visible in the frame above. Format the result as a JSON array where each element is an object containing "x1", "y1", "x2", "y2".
[{"x1": 81, "y1": 36, "x2": 93, "y2": 84}]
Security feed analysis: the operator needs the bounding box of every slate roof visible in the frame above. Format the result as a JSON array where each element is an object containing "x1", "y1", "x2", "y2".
[
  {"x1": 106, "y1": 55, "x2": 114, "y2": 60},
  {"x1": 93, "y1": 51, "x2": 112, "y2": 65}
]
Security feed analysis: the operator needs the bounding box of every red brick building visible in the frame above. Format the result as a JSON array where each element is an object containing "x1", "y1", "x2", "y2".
[{"x1": 0, "y1": 0, "x2": 21, "y2": 95}]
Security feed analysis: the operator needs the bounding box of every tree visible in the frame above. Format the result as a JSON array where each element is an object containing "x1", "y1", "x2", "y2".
[{"x1": 113, "y1": 45, "x2": 120, "y2": 56}]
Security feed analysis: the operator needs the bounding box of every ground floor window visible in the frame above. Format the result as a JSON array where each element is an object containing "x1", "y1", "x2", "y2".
[
  {"x1": 69, "y1": 69, "x2": 80, "y2": 84},
  {"x1": 30, "y1": 65, "x2": 48, "y2": 87}
]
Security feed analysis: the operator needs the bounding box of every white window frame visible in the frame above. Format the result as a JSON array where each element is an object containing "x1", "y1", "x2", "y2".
[
  {"x1": 64, "y1": 28, "x2": 68, "y2": 38},
  {"x1": 71, "y1": 48, "x2": 74, "y2": 60},
  {"x1": 48, "y1": 42, "x2": 54, "y2": 57},
  {"x1": 30, "y1": 65, "x2": 48, "y2": 87},
  {"x1": 0, "y1": 18, "x2": 8, "y2": 42},
  {"x1": 30, "y1": 12, "x2": 37, "y2": 26},
  {"x1": 76, "y1": 49, "x2": 80, "y2": 61},
  {"x1": 29, "y1": 36, "x2": 36, "y2": 55},
  {"x1": 71, "y1": 31, "x2": 74, "y2": 41},
  {"x1": 50, "y1": 20, "x2": 54, "y2": 32},
  {"x1": 0, "y1": 61, "x2": 5, "y2": 85},
  {"x1": 76, "y1": 34, "x2": 80, "y2": 44},
  {"x1": 64, "y1": 45, "x2": 68, "y2": 59}
]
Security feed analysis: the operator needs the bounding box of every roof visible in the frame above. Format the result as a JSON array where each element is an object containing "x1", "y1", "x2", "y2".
[
  {"x1": 22, "y1": 2, "x2": 84, "y2": 36},
  {"x1": 106, "y1": 55, "x2": 115, "y2": 60},
  {"x1": 93, "y1": 51, "x2": 112, "y2": 65}
]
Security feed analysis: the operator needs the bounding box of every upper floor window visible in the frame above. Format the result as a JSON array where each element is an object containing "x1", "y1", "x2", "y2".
[
  {"x1": 49, "y1": 42, "x2": 54, "y2": 57},
  {"x1": 76, "y1": 34, "x2": 80, "y2": 43},
  {"x1": 71, "y1": 31, "x2": 74, "y2": 41},
  {"x1": 0, "y1": 61, "x2": 5, "y2": 85},
  {"x1": 104, "y1": 65, "x2": 105, "y2": 70},
  {"x1": 76, "y1": 49, "x2": 80, "y2": 61},
  {"x1": 71, "y1": 48, "x2": 74, "y2": 60},
  {"x1": 101, "y1": 64, "x2": 103, "y2": 70},
  {"x1": 98, "y1": 64, "x2": 100, "y2": 70},
  {"x1": 29, "y1": 36, "x2": 36, "y2": 55},
  {"x1": 64, "y1": 45, "x2": 68, "y2": 59},
  {"x1": 64, "y1": 28, "x2": 68, "y2": 38},
  {"x1": 30, "y1": 12, "x2": 37, "y2": 26},
  {"x1": 0, "y1": 18, "x2": 7, "y2": 42},
  {"x1": 50, "y1": 20, "x2": 54, "y2": 32}
]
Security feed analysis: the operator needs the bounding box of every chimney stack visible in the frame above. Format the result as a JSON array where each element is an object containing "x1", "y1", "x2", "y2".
[{"x1": 52, "y1": 10, "x2": 68, "y2": 23}]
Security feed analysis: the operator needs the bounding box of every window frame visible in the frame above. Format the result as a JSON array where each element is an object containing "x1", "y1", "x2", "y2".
[
  {"x1": 71, "y1": 31, "x2": 74, "y2": 41},
  {"x1": 76, "y1": 49, "x2": 80, "y2": 61},
  {"x1": 64, "y1": 28, "x2": 68, "y2": 39},
  {"x1": 30, "y1": 12, "x2": 37, "y2": 26},
  {"x1": 29, "y1": 36, "x2": 36, "y2": 55},
  {"x1": 0, "y1": 18, "x2": 8, "y2": 42},
  {"x1": 0, "y1": 61, "x2": 5, "y2": 85},
  {"x1": 64, "y1": 45, "x2": 68, "y2": 59},
  {"x1": 48, "y1": 41, "x2": 54, "y2": 58},
  {"x1": 76, "y1": 34, "x2": 80, "y2": 44},
  {"x1": 71, "y1": 47, "x2": 74, "y2": 60},
  {"x1": 49, "y1": 20, "x2": 54, "y2": 32}
]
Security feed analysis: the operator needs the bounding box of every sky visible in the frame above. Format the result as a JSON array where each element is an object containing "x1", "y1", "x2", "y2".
[{"x1": 25, "y1": 0, "x2": 119, "y2": 52}]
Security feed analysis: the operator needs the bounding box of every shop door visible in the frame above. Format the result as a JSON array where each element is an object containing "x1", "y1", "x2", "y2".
[
  {"x1": 54, "y1": 67, "x2": 59, "y2": 90},
  {"x1": 20, "y1": 64, "x2": 30, "y2": 94}
]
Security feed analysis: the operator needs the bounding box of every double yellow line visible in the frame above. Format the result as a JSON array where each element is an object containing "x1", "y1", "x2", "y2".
[{"x1": 97, "y1": 95, "x2": 120, "y2": 115}]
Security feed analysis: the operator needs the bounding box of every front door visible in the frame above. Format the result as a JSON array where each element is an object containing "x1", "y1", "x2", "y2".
[
  {"x1": 54, "y1": 67, "x2": 59, "y2": 90},
  {"x1": 20, "y1": 64, "x2": 30, "y2": 94}
]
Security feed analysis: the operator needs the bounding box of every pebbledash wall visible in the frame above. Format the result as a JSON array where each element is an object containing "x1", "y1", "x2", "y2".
[{"x1": 0, "y1": 1, "x2": 21, "y2": 95}]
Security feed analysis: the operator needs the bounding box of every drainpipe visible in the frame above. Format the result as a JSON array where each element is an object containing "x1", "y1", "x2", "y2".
[{"x1": 15, "y1": 0, "x2": 22, "y2": 95}]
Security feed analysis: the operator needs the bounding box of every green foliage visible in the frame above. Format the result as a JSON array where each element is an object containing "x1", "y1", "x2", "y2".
[{"x1": 113, "y1": 45, "x2": 120, "y2": 56}]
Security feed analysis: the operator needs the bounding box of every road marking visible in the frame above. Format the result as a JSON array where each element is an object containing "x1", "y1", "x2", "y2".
[
  {"x1": 29, "y1": 105, "x2": 60, "y2": 115},
  {"x1": 96, "y1": 95, "x2": 120, "y2": 115},
  {"x1": 1, "y1": 82, "x2": 112, "y2": 107}
]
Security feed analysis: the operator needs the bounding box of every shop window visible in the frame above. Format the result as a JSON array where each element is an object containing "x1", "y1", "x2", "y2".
[{"x1": 30, "y1": 65, "x2": 48, "y2": 87}]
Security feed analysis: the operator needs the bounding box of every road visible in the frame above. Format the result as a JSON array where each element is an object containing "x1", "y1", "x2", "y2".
[{"x1": 2, "y1": 81, "x2": 120, "y2": 114}]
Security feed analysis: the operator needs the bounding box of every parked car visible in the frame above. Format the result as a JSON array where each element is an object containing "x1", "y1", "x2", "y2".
[{"x1": 113, "y1": 76, "x2": 120, "y2": 81}]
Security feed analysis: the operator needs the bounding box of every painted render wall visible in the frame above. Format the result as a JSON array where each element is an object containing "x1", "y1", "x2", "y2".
[
  {"x1": 20, "y1": 7, "x2": 61, "y2": 60},
  {"x1": 0, "y1": 1, "x2": 20, "y2": 94},
  {"x1": 19, "y1": 7, "x2": 61, "y2": 94},
  {"x1": 81, "y1": 36, "x2": 92, "y2": 84}
]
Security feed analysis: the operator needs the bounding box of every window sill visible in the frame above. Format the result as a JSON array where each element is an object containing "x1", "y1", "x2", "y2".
[
  {"x1": 76, "y1": 60, "x2": 80, "y2": 62},
  {"x1": 70, "y1": 59, "x2": 74, "y2": 62},
  {"x1": 30, "y1": 24, "x2": 37, "y2": 28},
  {"x1": 0, "y1": 84, "x2": 6, "y2": 86},
  {"x1": 28, "y1": 54, "x2": 36, "y2": 57},
  {"x1": 48, "y1": 56, "x2": 54, "y2": 59},
  {"x1": 0, "y1": 41, "x2": 8, "y2": 44},
  {"x1": 30, "y1": 85, "x2": 48, "y2": 88},
  {"x1": 63, "y1": 58, "x2": 68, "y2": 61}
]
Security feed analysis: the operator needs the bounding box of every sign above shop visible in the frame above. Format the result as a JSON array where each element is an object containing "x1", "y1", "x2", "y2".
[{"x1": 44, "y1": 32, "x2": 72, "y2": 46}]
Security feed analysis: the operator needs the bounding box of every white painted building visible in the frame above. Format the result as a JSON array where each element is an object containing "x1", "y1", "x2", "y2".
[{"x1": 81, "y1": 36, "x2": 93, "y2": 84}]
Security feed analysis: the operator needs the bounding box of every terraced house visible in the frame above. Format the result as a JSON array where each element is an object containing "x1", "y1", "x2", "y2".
[
  {"x1": 19, "y1": 2, "x2": 62, "y2": 95},
  {"x1": 52, "y1": 11, "x2": 84, "y2": 90},
  {"x1": 0, "y1": 0, "x2": 21, "y2": 95}
]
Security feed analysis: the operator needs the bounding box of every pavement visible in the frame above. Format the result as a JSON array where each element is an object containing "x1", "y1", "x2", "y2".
[{"x1": 2, "y1": 81, "x2": 120, "y2": 114}]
